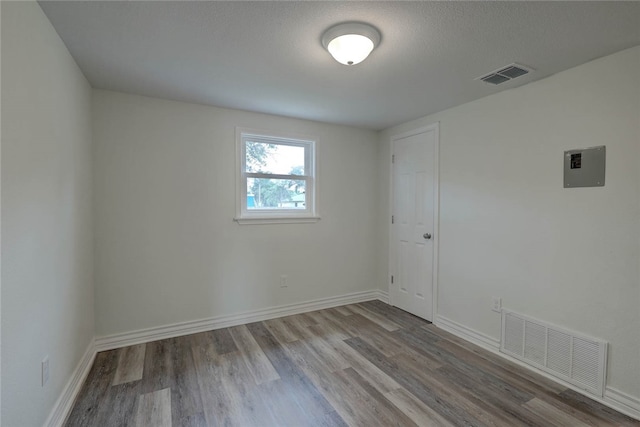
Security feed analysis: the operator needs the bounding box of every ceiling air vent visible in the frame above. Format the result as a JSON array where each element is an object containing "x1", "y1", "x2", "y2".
[{"x1": 477, "y1": 63, "x2": 533, "y2": 85}]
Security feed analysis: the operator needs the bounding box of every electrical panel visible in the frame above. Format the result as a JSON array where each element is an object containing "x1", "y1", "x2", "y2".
[{"x1": 564, "y1": 146, "x2": 605, "y2": 188}]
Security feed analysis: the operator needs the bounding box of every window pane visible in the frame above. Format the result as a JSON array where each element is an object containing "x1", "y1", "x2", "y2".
[
  {"x1": 247, "y1": 178, "x2": 306, "y2": 209},
  {"x1": 245, "y1": 141, "x2": 305, "y2": 175}
]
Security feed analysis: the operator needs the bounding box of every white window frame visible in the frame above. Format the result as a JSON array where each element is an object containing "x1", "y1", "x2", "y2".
[{"x1": 235, "y1": 127, "x2": 319, "y2": 224}]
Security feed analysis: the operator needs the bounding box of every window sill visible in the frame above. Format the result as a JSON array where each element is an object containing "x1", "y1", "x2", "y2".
[{"x1": 234, "y1": 216, "x2": 321, "y2": 225}]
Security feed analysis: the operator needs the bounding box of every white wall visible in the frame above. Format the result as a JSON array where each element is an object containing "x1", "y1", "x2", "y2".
[
  {"x1": 379, "y1": 46, "x2": 640, "y2": 399},
  {"x1": 92, "y1": 90, "x2": 379, "y2": 336},
  {"x1": 1, "y1": 2, "x2": 94, "y2": 426},
  {"x1": 2, "y1": 2, "x2": 635, "y2": 422}
]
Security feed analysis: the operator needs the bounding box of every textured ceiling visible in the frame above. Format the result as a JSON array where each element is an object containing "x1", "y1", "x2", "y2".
[{"x1": 39, "y1": 1, "x2": 640, "y2": 130}]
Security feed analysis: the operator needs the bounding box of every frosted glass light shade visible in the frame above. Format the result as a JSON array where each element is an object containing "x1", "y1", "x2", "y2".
[
  {"x1": 322, "y1": 22, "x2": 381, "y2": 66},
  {"x1": 327, "y1": 34, "x2": 375, "y2": 65}
]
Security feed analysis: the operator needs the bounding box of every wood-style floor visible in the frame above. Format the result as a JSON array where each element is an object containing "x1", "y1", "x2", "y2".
[{"x1": 66, "y1": 301, "x2": 640, "y2": 426}]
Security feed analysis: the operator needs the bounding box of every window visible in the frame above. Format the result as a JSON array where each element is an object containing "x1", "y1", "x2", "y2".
[{"x1": 235, "y1": 128, "x2": 318, "y2": 224}]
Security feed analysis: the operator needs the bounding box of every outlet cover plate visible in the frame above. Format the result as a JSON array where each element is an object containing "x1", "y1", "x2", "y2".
[
  {"x1": 492, "y1": 297, "x2": 502, "y2": 313},
  {"x1": 279, "y1": 274, "x2": 288, "y2": 288}
]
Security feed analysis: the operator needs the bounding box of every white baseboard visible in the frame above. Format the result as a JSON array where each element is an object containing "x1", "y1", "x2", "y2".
[
  {"x1": 96, "y1": 289, "x2": 387, "y2": 352},
  {"x1": 44, "y1": 339, "x2": 96, "y2": 427},
  {"x1": 604, "y1": 387, "x2": 640, "y2": 420},
  {"x1": 373, "y1": 289, "x2": 389, "y2": 304},
  {"x1": 435, "y1": 315, "x2": 500, "y2": 349},
  {"x1": 434, "y1": 314, "x2": 640, "y2": 421}
]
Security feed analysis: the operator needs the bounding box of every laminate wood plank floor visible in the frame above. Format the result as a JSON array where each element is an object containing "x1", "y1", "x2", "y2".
[{"x1": 66, "y1": 301, "x2": 640, "y2": 427}]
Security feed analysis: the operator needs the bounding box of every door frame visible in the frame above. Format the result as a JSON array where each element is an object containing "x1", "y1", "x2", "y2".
[{"x1": 388, "y1": 122, "x2": 440, "y2": 322}]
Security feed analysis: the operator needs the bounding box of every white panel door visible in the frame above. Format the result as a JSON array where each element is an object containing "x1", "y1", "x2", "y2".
[{"x1": 390, "y1": 125, "x2": 438, "y2": 321}]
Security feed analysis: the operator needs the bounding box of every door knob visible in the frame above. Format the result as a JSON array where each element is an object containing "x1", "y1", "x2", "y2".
[{"x1": 423, "y1": 233, "x2": 432, "y2": 240}]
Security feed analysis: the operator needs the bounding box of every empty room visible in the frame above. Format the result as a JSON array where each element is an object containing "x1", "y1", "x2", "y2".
[{"x1": 2, "y1": 1, "x2": 640, "y2": 426}]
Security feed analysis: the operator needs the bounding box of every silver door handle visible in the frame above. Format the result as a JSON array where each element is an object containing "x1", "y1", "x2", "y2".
[{"x1": 423, "y1": 233, "x2": 432, "y2": 240}]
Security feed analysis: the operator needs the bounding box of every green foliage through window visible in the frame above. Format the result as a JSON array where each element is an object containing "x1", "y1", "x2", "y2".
[
  {"x1": 238, "y1": 130, "x2": 315, "y2": 220},
  {"x1": 245, "y1": 141, "x2": 306, "y2": 209}
]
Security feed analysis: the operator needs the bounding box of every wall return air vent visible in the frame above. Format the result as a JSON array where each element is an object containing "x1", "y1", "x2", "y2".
[
  {"x1": 477, "y1": 63, "x2": 533, "y2": 85},
  {"x1": 501, "y1": 310, "x2": 607, "y2": 397}
]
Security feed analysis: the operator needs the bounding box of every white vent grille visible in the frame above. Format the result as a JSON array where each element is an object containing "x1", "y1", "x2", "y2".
[{"x1": 501, "y1": 310, "x2": 607, "y2": 397}]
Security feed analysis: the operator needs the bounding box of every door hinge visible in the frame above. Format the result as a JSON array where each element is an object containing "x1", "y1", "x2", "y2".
[
  {"x1": 392, "y1": 154, "x2": 395, "y2": 164},
  {"x1": 391, "y1": 215, "x2": 394, "y2": 224},
  {"x1": 391, "y1": 275, "x2": 394, "y2": 284}
]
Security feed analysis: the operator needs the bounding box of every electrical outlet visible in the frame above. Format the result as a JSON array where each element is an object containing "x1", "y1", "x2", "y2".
[
  {"x1": 280, "y1": 274, "x2": 288, "y2": 289},
  {"x1": 492, "y1": 297, "x2": 502, "y2": 313},
  {"x1": 42, "y1": 356, "x2": 50, "y2": 387}
]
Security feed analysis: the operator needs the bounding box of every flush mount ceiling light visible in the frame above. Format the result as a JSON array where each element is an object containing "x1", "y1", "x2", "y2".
[{"x1": 321, "y1": 22, "x2": 381, "y2": 66}]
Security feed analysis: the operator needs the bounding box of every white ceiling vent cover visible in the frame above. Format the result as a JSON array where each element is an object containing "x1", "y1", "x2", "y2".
[
  {"x1": 476, "y1": 63, "x2": 533, "y2": 85},
  {"x1": 501, "y1": 310, "x2": 607, "y2": 397}
]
